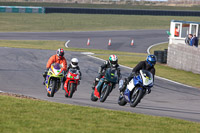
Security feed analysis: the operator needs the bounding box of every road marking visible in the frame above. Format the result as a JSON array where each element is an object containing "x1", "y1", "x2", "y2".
[
  {"x1": 147, "y1": 41, "x2": 168, "y2": 54},
  {"x1": 81, "y1": 52, "x2": 94, "y2": 55},
  {"x1": 87, "y1": 54, "x2": 195, "y2": 89},
  {"x1": 65, "y1": 40, "x2": 70, "y2": 48}
]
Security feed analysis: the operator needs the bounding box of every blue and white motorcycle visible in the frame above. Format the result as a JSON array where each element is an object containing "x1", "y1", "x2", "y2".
[{"x1": 118, "y1": 70, "x2": 153, "y2": 107}]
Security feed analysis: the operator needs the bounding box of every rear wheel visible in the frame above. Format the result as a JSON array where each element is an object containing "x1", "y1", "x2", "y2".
[
  {"x1": 91, "y1": 90, "x2": 98, "y2": 102},
  {"x1": 99, "y1": 85, "x2": 110, "y2": 102},
  {"x1": 130, "y1": 87, "x2": 144, "y2": 107}
]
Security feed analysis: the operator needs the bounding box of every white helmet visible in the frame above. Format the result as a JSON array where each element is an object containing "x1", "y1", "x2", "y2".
[
  {"x1": 109, "y1": 55, "x2": 118, "y2": 67},
  {"x1": 71, "y1": 58, "x2": 79, "y2": 68}
]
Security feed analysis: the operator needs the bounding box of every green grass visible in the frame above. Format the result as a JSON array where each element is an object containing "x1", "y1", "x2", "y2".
[
  {"x1": 0, "y1": 40, "x2": 145, "y2": 55},
  {"x1": 1, "y1": 94, "x2": 200, "y2": 133},
  {"x1": 1, "y1": 13, "x2": 200, "y2": 32},
  {"x1": 1, "y1": 2, "x2": 200, "y2": 11},
  {"x1": 0, "y1": 40, "x2": 199, "y2": 88}
]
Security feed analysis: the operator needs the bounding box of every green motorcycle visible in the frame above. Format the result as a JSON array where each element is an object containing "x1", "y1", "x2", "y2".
[{"x1": 91, "y1": 68, "x2": 118, "y2": 102}]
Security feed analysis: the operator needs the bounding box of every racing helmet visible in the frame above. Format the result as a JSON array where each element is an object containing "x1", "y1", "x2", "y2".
[
  {"x1": 146, "y1": 55, "x2": 157, "y2": 67},
  {"x1": 109, "y1": 55, "x2": 118, "y2": 67},
  {"x1": 71, "y1": 58, "x2": 79, "y2": 68},
  {"x1": 57, "y1": 48, "x2": 64, "y2": 58}
]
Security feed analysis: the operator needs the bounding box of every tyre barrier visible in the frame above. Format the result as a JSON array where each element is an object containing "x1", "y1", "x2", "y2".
[
  {"x1": 154, "y1": 49, "x2": 168, "y2": 64},
  {"x1": 44, "y1": 7, "x2": 200, "y2": 16},
  {"x1": 0, "y1": 6, "x2": 44, "y2": 13}
]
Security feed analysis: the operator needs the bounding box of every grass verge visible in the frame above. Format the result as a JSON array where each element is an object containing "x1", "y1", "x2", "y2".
[
  {"x1": 0, "y1": 40, "x2": 199, "y2": 88},
  {"x1": 1, "y1": 13, "x2": 200, "y2": 32},
  {"x1": 1, "y1": 94, "x2": 200, "y2": 133},
  {"x1": 149, "y1": 43, "x2": 168, "y2": 54}
]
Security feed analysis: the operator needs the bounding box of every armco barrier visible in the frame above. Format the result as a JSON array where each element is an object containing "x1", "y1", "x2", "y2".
[
  {"x1": 44, "y1": 7, "x2": 200, "y2": 16},
  {"x1": 0, "y1": 6, "x2": 44, "y2": 13}
]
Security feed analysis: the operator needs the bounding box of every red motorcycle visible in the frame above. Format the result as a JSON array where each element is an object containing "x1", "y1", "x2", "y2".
[{"x1": 64, "y1": 68, "x2": 80, "y2": 98}]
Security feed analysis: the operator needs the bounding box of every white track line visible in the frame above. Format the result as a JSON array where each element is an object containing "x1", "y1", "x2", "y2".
[
  {"x1": 147, "y1": 41, "x2": 168, "y2": 54},
  {"x1": 87, "y1": 53, "x2": 195, "y2": 89},
  {"x1": 65, "y1": 40, "x2": 70, "y2": 48}
]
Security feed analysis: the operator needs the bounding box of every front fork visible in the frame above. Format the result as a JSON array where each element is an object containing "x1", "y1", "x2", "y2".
[{"x1": 46, "y1": 77, "x2": 61, "y2": 91}]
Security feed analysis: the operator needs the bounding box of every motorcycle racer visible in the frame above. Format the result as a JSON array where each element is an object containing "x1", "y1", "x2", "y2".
[
  {"x1": 43, "y1": 48, "x2": 67, "y2": 84},
  {"x1": 119, "y1": 54, "x2": 156, "y2": 94},
  {"x1": 66, "y1": 58, "x2": 82, "y2": 79},
  {"x1": 92, "y1": 55, "x2": 121, "y2": 98},
  {"x1": 64, "y1": 58, "x2": 81, "y2": 96}
]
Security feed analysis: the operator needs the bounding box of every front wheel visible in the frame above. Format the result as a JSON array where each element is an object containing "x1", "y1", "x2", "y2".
[
  {"x1": 130, "y1": 87, "x2": 144, "y2": 107},
  {"x1": 69, "y1": 83, "x2": 76, "y2": 98},
  {"x1": 47, "y1": 80, "x2": 56, "y2": 97},
  {"x1": 99, "y1": 85, "x2": 110, "y2": 102}
]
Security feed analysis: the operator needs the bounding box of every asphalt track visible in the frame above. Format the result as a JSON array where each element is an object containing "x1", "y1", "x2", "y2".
[
  {"x1": 0, "y1": 30, "x2": 168, "y2": 53},
  {"x1": 0, "y1": 30, "x2": 200, "y2": 122}
]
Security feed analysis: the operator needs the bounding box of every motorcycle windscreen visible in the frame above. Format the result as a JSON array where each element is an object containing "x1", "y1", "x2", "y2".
[
  {"x1": 105, "y1": 68, "x2": 118, "y2": 83},
  {"x1": 140, "y1": 70, "x2": 153, "y2": 86},
  {"x1": 51, "y1": 63, "x2": 64, "y2": 76},
  {"x1": 69, "y1": 68, "x2": 79, "y2": 74}
]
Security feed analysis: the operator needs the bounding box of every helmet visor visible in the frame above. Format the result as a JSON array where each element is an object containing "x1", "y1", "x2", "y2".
[
  {"x1": 110, "y1": 60, "x2": 117, "y2": 65},
  {"x1": 72, "y1": 62, "x2": 78, "y2": 66},
  {"x1": 150, "y1": 61, "x2": 156, "y2": 66},
  {"x1": 59, "y1": 52, "x2": 64, "y2": 57}
]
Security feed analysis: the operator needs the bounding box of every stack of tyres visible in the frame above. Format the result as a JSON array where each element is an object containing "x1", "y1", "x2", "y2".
[
  {"x1": 154, "y1": 50, "x2": 167, "y2": 64},
  {"x1": 154, "y1": 51, "x2": 158, "y2": 58},
  {"x1": 163, "y1": 49, "x2": 168, "y2": 63},
  {"x1": 158, "y1": 51, "x2": 164, "y2": 63}
]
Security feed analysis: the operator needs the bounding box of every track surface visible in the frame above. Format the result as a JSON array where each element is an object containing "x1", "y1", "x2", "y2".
[
  {"x1": 1, "y1": 48, "x2": 200, "y2": 122},
  {"x1": 0, "y1": 30, "x2": 168, "y2": 53}
]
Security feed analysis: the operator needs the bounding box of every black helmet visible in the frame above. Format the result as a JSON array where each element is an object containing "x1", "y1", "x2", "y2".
[{"x1": 57, "y1": 48, "x2": 64, "y2": 58}]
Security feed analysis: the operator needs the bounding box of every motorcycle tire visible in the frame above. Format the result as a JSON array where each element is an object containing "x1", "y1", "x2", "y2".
[
  {"x1": 91, "y1": 90, "x2": 98, "y2": 102},
  {"x1": 130, "y1": 87, "x2": 144, "y2": 107},
  {"x1": 118, "y1": 95, "x2": 127, "y2": 106},
  {"x1": 48, "y1": 80, "x2": 56, "y2": 97},
  {"x1": 69, "y1": 83, "x2": 76, "y2": 98},
  {"x1": 99, "y1": 85, "x2": 110, "y2": 103}
]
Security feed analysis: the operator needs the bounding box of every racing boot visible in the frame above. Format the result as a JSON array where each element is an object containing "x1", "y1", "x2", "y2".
[
  {"x1": 42, "y1": 73, "x2": 47, "y2": 85},
  {"x1": 42, "y1": 69, "x2": 49, "y2": 85},
  {"x1": 92, "y1": 77, "x2": 99, "y2": 90},
  {"x1": 147, "y1": 88, "x2": 151, "y2": 94}
]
